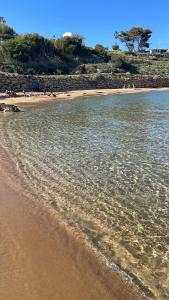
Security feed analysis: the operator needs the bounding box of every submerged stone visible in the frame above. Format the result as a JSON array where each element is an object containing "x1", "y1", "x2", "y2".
[{"x1": 0, "y1": 103, "x2": 21, "y2": 112}]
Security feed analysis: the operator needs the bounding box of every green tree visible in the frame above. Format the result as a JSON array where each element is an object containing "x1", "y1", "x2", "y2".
[
  {"x1": 0, "y1": 17, "x2": 16, "y2": 41},
  {"x1": 114, "y1": 27, "x2": 152, "y2": 53},
  {"x1": 54, "y1": 35, "x2": 84, "y2": 56},
  {"x1": 3, "y1": 33, "x2": 64, "y2": 74},
  {"x1": 0, "y1": 16, "x2": 6, "y2": 24},
  {"x1": 112, "y1": 44, "x2": 120, "y2": 51},
  {"x1": 4, "y1": 33, "x2": 55, "y2": 62}
]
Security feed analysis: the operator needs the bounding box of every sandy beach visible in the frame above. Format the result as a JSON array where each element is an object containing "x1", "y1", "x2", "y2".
[
  {"x1": 0, "y1": 90, "x2": 149, "y2": 300},
  {"x1": 1, "y1": 87, "x2": 169, "y2": 107}
]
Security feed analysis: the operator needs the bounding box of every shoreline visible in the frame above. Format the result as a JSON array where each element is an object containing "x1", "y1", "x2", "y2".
[
  {"x1": 0, "y1": 120, "x2": 148, "y2": 299},
  {"x1": 1, "y1": 87, "x2": 169, "y2": 106}
]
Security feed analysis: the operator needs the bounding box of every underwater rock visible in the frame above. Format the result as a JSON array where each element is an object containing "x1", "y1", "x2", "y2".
[{"x1": 0, "y1": 103, "x2": 21, "y2": 112}]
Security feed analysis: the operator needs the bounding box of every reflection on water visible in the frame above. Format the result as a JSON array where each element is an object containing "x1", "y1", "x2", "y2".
[{"x1": 1, "y1": 91, "x2": 169, "y2": 299}]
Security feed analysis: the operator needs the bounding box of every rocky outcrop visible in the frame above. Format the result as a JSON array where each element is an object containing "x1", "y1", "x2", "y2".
[{"x1": 0, "y1": 103, "x2": 21, "y2": 112}]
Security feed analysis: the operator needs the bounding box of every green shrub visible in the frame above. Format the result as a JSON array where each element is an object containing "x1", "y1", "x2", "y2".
[
  {"x1": 0, "y1": 23, "x2": 16, "y2": 40},
  {"x1": 148, "y1": 55, "x2": 158, "y2": 61},
  {"x1": 111, "y1": 50, "x2": 123, "y2": 56},
  {"x1": 4, "y1": 34, "x2": 56, "y2": 63},
  {"x1": 93, "y1": 44, "x2": 111, "y2": 62},
  {"x1": 54, "y1": 35, "x2": 84, "y2": 56}
]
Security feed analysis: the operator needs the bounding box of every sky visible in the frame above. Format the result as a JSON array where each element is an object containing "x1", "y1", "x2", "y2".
[{"x1": 1, "y1": 0, "x2": 169, "y2": 49}]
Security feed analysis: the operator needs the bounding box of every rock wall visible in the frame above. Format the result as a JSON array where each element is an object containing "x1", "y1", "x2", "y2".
[{"x1": 0, "y1": 72, "x2": 169, "y2": 92}]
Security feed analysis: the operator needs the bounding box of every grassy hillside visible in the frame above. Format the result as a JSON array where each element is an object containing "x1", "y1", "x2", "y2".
[
  {"x1": 0, "y1": 20, "x2": 168, "y2": 76},
  {"x1": 126, "y1": 55, "x2": 169, "y2": 76},
  {"x1": 1, "y1": 40, "x2": 168, "y2": 77}
]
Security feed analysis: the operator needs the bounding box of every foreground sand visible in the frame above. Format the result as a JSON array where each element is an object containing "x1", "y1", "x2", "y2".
[
  {"x1": 0, "y1": 136, "x2": 145, "y2": 299},
  {"x1": 1, "y1": 87, "x2": 169, "y2": 106}
]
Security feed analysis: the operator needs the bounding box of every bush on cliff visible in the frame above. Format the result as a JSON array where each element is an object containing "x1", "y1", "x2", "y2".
[
  {"x1": 2, "y1": 33, "x2": 66, "y2": 74},
  {"x1": 0, "y1": 17, "x2": 138, "y2": 75},
  {"x1": 0, "y1": 18, "x2": 17, "y2": 41},
  {"x1": 54, "y1": 35, "x2": 84, "y2": 56},
  {"x1": 4, "y1": 34, "x2": 56, "y2": 63},
  {"x1": 93, "y1": 44, "x2": 111, "y2": 62}
]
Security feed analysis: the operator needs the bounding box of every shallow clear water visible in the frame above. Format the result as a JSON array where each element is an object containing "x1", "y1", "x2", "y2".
[{"x1": 1, "y1": 92, "x2": 169, "y2": 299}]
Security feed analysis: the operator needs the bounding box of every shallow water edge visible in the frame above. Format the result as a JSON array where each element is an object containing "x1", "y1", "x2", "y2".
[{"x1": 0, "y1": 122, "x2": 149, "y2": 300}]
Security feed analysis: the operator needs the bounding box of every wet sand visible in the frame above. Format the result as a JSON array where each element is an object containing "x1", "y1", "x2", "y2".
[
  {"x1": 0, "y1": 136, "x2": 145, "y2": 299},
  {"x1": 1, "y1": 87, "x2": 169, "y2": 106}
]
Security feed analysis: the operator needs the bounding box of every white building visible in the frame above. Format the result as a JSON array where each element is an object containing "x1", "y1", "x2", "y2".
[{"x1": 62, "y1": 32, "x2": 73, "y2": 38}]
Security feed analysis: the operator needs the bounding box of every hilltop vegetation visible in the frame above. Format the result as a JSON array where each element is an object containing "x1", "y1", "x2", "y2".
[{"x1": 0, "y1": 17, "x2": 169, "y2": 76}]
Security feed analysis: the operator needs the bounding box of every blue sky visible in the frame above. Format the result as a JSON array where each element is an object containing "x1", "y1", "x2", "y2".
[{"x1": 1, "y1": 0, "x2": 169, "y2": 49}]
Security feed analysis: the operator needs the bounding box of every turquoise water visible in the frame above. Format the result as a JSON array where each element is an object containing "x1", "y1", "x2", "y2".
[{"x1": 1, "y1": 91, "x2": 169, "y2": 299}]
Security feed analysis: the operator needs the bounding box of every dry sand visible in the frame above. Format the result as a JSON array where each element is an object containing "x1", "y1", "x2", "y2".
[{"x1": 1, "y1": 87, "x2": 169, "y2": 106}]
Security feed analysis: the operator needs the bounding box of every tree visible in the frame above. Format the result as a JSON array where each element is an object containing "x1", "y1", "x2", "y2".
[
  {"x1": 114, "y1": 27, "x2": 152, "y2": 53},
  {"x1": 54, "y1": 34, "x2": 84, "y2": 56},
  {"x1": 3, "y1": 33, "x2": 64, "y2": 74},
  {"x1": 0, "y1": 17, "x2": 16, "y2": 41},
  {"x1": 129, "y1": 27, "x2": 152, "y2": 51},
  {"x1": 4, "y1": 33, "x2": 56, "y2": 62},
  {"x1": 0, "y1": 16, "x2": 6, "y2": 24},
  {"x1": 112, "y1": 44, "x2": 120, "y2": 51}
]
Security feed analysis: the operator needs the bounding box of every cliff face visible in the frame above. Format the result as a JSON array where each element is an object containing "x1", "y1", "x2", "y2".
[{"x1": 0, "y1": 73, "x2": 169, "y2": 93}]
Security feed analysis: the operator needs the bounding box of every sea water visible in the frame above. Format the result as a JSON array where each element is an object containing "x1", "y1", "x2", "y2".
[{"x1": 1, "y1": 91, "x2": 169, "y2": 299}]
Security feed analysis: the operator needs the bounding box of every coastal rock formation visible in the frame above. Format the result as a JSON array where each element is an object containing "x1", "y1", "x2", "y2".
[{"x1": 0, "y1": 103, "x2": 21, "y2": 112}]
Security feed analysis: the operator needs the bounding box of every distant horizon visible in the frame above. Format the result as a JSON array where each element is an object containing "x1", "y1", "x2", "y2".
[{"x1": 1, "y1": 0, "x2": 169, "y2": 50}]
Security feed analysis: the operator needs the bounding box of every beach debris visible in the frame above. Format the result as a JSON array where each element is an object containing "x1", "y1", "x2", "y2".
[{"x1": 0, "y1": 103, "x2": 21, "y2": 112}]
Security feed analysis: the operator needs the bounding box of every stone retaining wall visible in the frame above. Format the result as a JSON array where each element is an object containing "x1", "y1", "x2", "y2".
[{"x1": 0, "y1": 72, "x2": 169, "y2": 92}]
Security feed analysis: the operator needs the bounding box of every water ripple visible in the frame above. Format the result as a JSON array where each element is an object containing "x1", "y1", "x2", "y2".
[{"x1": 1, "y1": 92, "x2": 169, "y2": 299}]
